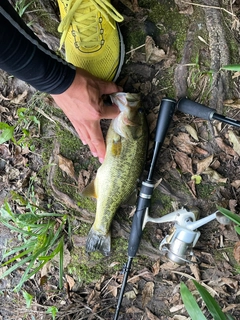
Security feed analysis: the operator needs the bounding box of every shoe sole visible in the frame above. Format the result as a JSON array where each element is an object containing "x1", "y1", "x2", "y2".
[{"x1": 112, "y1": 23, "x2": 125, "y2": 82}]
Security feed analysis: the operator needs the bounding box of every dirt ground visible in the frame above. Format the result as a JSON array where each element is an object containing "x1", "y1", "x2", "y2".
[{"x1": 1, "y1": 0, "x2": 240, "y2": 319}]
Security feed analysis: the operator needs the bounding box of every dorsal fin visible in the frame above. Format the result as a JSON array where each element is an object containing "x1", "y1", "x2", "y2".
[{"x1": 82, "y1": 180, "x2": 97, "y2": 198}]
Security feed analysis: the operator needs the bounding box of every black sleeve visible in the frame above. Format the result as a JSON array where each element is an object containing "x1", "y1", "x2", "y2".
[{"x1": 0, "y1": 0, "x2": 76, "y2": 94}]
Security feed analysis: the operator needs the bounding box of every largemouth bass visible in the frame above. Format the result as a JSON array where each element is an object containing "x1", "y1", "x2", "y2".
[{"x1": 84, "y1": 92, "x2": 149, "y2": 256}]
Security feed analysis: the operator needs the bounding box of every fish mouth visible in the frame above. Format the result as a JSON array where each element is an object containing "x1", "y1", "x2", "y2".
[
  {"x1": 110, "y1": 92, "x2": 140, "y2": 112},
  {"x1": 110, "y1": 92, "x2": 141, "y2": 138}
]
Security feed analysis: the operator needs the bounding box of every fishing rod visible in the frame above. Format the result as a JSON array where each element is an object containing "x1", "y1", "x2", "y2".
[
  {"x1": 177, "y1": 98, "x2": 240, "y2": 128},
  {"x1": 113, "y1": 98, "x2": 176, "y2": 320},
  {"x1": 113, "y1": 96, "x2": 239, "y2": 319}
]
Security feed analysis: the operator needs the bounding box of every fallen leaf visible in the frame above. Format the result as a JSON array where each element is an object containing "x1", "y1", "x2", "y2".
[
  {"x1": 233, "y1": 241, "x2": 240, "y2": 264},
  {"x1": 215, "y1": 137, "x2": 237, "y2": 156},
  {"x1": 57, "y1": 154, "x2": 76, "y2": 180},
  {"x1": 228, "y1": 130, "x2": 240, "y2": 155},
  {"x1": 170, "y1": 304, "x2": 184, "y2": 312},
  {"x1": 174, "y1": 151, "x2": 193, "y2": 174},
  {"x1": 142, "y1": 282, "x2": 154, "y2": 307},
  {"x1": 173, "y1": 132, "x2": 195, "y2": 154},
  {"x1": 175, "y1": 0, "x2": 193, "y2": 14},
  {"x1": 11, "y1": 90, "x2": 28, "y2": 104},
  {"x1": 196, "y1": 154, "x2": 213, "y2": 174},
  {"x1": 231, "y1": 180, "x2": 240, "y2": 189},
  {"x1": 65, "y1": 274, "x2": 75, "y2": 290},
  {"x1": 126, "y1": 306, "x2": 143, "y2": 314},
  {"x1": 145, "y1": 36, "x2": 166, "y2": 63},
  {"x1": 107, "y1": 284, "x2": 118, "y2": 297},
  {"x1": 152, "y1": 259, "x2": 160, "y2": 276},
  {"x1": 124, "y1": 290, "x2": 137, "y2": 300},
  {"x1": 190, "y1": 256, "x2": 201, "y2": 281},
  {"x1": 224, "y1": 98, "x2": 240, "y2": 108},
  {"x1": 78, "y1": 169, "x2": 91, "y2": 191},
  {"x1": 145, "y1": 307, "x2": 159, "y2": 320},
  {"x1": 184, "y1": 124, "x2": 199, "y2": 141},
  {"x1": 203, "y1": 168, "x2": 227, "y2": 183},
  {"x1": 229, "y1": 199, "x2": 237, "y2": 213}
]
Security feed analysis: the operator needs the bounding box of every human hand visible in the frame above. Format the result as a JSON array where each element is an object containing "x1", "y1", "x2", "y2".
[{"x1": 51, "y1": 68, "x2": 122, "y2": 162}]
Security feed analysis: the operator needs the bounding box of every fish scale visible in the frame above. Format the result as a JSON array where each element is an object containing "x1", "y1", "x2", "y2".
[{"x1": 84, "y1": 92, "x2": 148, "y2": 255}]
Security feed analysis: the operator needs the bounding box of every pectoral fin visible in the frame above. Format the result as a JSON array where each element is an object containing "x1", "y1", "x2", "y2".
[{"x1": 82, "y1": 180, "x2": 97, "y2": 198}]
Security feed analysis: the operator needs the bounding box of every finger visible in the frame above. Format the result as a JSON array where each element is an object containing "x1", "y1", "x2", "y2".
[
  {"x1": 99, "y1": 80, "x2": 123, "y2": 96},
  {"x1": 100, "y1": 103, "x2": 120, "y2": 119},
  {"x1": 81, "y1": 121, "x2": 106, "y2": 160}
]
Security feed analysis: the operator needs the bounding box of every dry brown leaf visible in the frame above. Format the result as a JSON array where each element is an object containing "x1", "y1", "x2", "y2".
[
  {"x1": 142, "y1": 282, "x2": 154, "y2": 307},
  {"x1": 126, "y1": 306, "x2": 143, "y2": 314},
  {"x1": 11, "y1": 90, "x2": 28, "y2": 104},
  {"x1": 228, "y1": 130, "x2": 240, "y2": 156},
  {"x1": 175, "y1": 0, "x2": 193, "y2": 14},
  {"x1": 203, "y1": 168, "x2": 227, "y2": 183},
  {"x1": 65, "y1": 274, "x2": 75, "y2": 290},
  {"x1": 0, "y1": 144, "x2": 11, "y2": 159},
  {"x1": 145, "y1": 36, "x2": 166, "y2": 63},
  {"x1": 187, "y1": 180, "x2": 197, "y2": 197},
  {"x1": 0, "y1": 105, "x2": 9, "y2": 113},
  {"x1": 173, "y1": 132, "x2": 195, "y2": 154},
  {"x1": 196, "y1": 154, "x2": 213, "y2": 174},
  {"x1": 184, "y1": 124, "x2": 199, "y2": 141},
  {"x1": 87, "y1": 289, "x2": 100, "y2": 305},
  {"x1": 124, "y1": 290, "x2": 137, "y2": 300},
  {"x1": 152, "y1": 259, "x2": 160, "y2": 276},
  {"x1": 231, "y1": 180, "x2": 240, "y2": 189},
  {"x1": 229, "y1": 199, "x2": 237, "y2": 213},
  {"x1": 170, "y1": 304, "x2": 184, "y2": 313},
  {"x1": 215, "y1": 137, "x2": 237, "y2": 156},
  {"x1": 190, "y1": 256, "x2": 201, "y2": 281},
  {"x1": 0, "y1": 93, "x2": 10, "y2": 101},
  {"x1": 78, "y1": 169, "x2": 91, "y2": 192},
  {"x1": 233, "y1": 241, "x2": 240, "y2": 264},
  {"x1": 145, "y1": 307, "x2": 160, "y2": 320},
  {"x1": 107, "y1": 284, "x2": 118, "y2": 297},
  {"x1": 57, "y1": 154, "x2": 76, "y2": 180},
  {"x1": 224, "y1": 98, "x2": 240, "y2": 109},
  {"x1": 174, "y1": 151, "x2": 193, "y2": 174}
]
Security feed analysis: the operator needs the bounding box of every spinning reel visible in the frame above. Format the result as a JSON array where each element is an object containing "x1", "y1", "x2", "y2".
[{"x1": 143, "y1": 208, "x2": 230, "y2": 265}]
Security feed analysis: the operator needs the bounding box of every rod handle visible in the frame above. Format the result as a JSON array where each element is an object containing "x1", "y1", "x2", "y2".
[{"x1": 177, "y1": 98, "x2": 215, "y2": 120}]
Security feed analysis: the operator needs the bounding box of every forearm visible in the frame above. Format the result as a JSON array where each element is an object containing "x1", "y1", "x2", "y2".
[{"x1": 0, "y1": 0, "x2": 75, "y2": 94}]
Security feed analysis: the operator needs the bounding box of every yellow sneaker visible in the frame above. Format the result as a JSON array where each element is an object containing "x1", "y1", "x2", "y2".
[{"x1": 57, "y1": 0, "x2": 125, "y2": 81}]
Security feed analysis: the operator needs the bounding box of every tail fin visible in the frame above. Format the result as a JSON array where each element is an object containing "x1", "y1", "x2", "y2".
[{"x1": 86, "y1": 228, "x2": 111, "y2": 256}]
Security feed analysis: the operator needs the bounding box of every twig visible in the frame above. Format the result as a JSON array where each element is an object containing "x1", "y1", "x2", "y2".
[{"x1": 182, "y1": 1, "x2": 236, "y2": 17}]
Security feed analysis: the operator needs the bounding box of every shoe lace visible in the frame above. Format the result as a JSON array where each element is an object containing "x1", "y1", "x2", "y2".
[{"x1": 58, "y1": 0, "x2": 123, "y2": 49}]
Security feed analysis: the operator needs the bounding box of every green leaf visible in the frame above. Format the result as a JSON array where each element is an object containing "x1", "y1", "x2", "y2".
[
  {"x1": 193, "y1": 280, "x2": 227, "y2": 320},
  {"x1": 22, "y1": 290, "x2": 33, "y2": 308},
  {"x1": 235, "y1": 226, "x2": 240, "y2": 235},
  {"x1": 0, "y1": 122, "x2": 14, "y2": 144},
  {"x1": 180, "y1": 282, "x2": 207, "y2": 320},
  {"x1": 217, "y1": 206, "x2": 240, "y2": 226},
  {"x1": 221, "y1": 64, "x2": 240, "y2": 71},
  {"x1": 191, "y1": 174, "x2": 202, "y2": 185},
  {"x1": 47, "y1": 306, "x2": 58, "y2": 320}
]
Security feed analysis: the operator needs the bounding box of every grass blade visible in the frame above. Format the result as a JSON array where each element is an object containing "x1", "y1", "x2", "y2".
[
  {"x1": 221, "y1": 64, "x2": 240, "y2": 71},
  {"x1": 193, "y1": 280, "x2": 227, "y2": 320},
  {"x1": 217, "y1": 206, "x2": 240, "y2": 225},
  {"x1": 180, "y1": 282, "x2": 207, "y2": 320}
]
